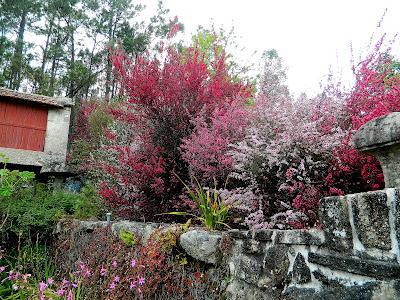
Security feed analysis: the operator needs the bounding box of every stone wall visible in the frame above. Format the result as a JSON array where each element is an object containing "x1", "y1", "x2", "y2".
[{"x1": 69, "y1": 189, "x2": 400, "y2": 300}]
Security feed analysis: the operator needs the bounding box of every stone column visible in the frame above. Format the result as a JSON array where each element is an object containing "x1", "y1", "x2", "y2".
[{"x1": 353, "y1": 112, "x2": 400, "y2": 188}]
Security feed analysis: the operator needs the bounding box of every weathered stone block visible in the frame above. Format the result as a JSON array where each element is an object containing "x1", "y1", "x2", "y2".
[
  {"x1": 250, "y1": 229, "x2": 273, "y2": 241},
  {"x1": 319, "y1": 196, "x2": 353, "y2": 252},
  {"x1": 353, "y1": 112, "x2": 400, "y2": 188},
  {"x1": 225, "y1": 278, "x2": 278, "y2": 300},
  {"x1": 308, "y1": 252, "x2": 400, "y2": 279},
  {"x1": 228, "y1": 229, "x2": 248, "y2": 240},
  {"x1": 275, "y1": 229, "x2": 325, "y2": 246},
  {"x1": 242, "y1": 239, "x2": 263, "y2": 254},
  {"x1": 179, "y1": 229, "x2": 222, "y2": 264},
  {"x1": 292, "y1": 253, "x2": 311, "y2": 284},
  {"x1": 352, "y1": 191, "x2": 391, "y2": 250},
  {"x1": 232, "y1": 254, "x2": 263, "y2": 285},
  {"x1": 258, "y1": 245, "x2": 290, "y2": 289}
]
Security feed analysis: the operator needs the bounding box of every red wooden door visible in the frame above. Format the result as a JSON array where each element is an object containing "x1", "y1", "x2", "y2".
[{"x1": 0, "y1": 100, "x2": 48, "y2": 151}]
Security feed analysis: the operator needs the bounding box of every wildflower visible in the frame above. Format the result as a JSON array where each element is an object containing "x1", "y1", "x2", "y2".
[
  {"x1": 12, "y1": 284, "x2": 18, "y2": 291},
  {"x1": 130, "y1": 281, "x2": 136, "y2": 290},
  {"x1": 109, "y1": 282, "x2": 116, "y2": 290},
  {"x1": 114, "y1": 276, "x2": 120, "y2": 283},
  {"x1": 8, "y1": 270, "x2": 16, "y2": 281},
  {"x1": 0, "y1": 266, "x2": 5, "y2": 273},
  {"x1": 67, "y1": 290, "x2": 73, "y2": 300},
  {"x1": 47, "y1": 277, "x2": 54, "y2": 285},
  {"x1": 22, "y1": 274, "x2": 32, "y2": 283},
  {"x1": 130, "y1": 259, "x2": 137, "y2": 268},
  {"x1": 112, "y1": 260, "x2": 118, "y2": 268},
  {"x1": 72, "y1": 282, "x2": 78, "y2": 289},
  {"x1": 39, "y1": 281, "x2": 48, "y2": 292},
  {"x1": 56, "y1": 289, "x2": 66, "y2": 296},
  {"x1": 100, "y1": 267, "x2": 108, "y2": 277},
  {"x1": 138, "y1": 276, "x2": 145, "y2": 286},
  {"x1": 62, "y1": 279, "x2": 70, "y2": 286}
]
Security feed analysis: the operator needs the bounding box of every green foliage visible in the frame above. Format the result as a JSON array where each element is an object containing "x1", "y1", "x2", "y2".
[
  {"x1": 73, "y1": 184, "x2": 104, "y2": 220},
  {"x1": 119, "y1": 230, "x2": 136, "y2": 247},
  {"x1": 167, "y1": 175, "x2": 230, "y2": 230},
  {"x1": 0, "y1": 183, "x2": 78, "y2": 241},
  {"x1": 0, "y1": 154, "x2": 35, "y2": 197}
]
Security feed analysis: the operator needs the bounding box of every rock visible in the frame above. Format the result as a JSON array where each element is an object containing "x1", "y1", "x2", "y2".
[
  {"x1": 251, "y1": 229, "x2": 273, "y2": 241},
  {"x1": 352, "y1": 191, "x2": 391, "y2": 250},
  {"x1": 72, "y1": 220, "x2": 108, "y2": 233},
  {"x1": 111, "y1": 220, "x2": 159, "y2": 243},
  {"x1": 292, "y1": 253, "x2": 311, "y2": 284},
  {"x1": 319, "y1": 196, "x2": 353, "y2": 252},
  {"x1": 242, "y1": 239, "x2": 263, "y2": 254},
  {"x1": 308, "y1": 252, "x2": 400, "y2": 279},
  {"x1": 179, "y1": 229, "x2": 222, "y2": 264},
  {"x1": 228, "y1": 229, "x2": 248, "y2": 240},
  {"x1": 275, "y1": 229, "x2": 325, "y2": 246},
  {"x1": 259, "y1": 245, "x2": 290, "y2": 289},
  {"x1": 353, "y1": 112, "x2": 400, "y2": 188},
  {"x1": 232, "y1": 254, "x2": 263, "y2": 285},
  {"x1": 226, "y1": 278, "x2": 278, "y2": 300}
]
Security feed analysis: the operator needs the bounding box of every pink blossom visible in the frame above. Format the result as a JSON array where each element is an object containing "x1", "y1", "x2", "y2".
[
  {"x1": 39, "y1": 281, "x2": 47, "y2": 292},
  {"x1": 130, "y1": 259, "x2": 137, "y2": 268},
  {"x1": 138, "y1": 276, "x2": 145, "y2": 286},
  {"x1": 100, "y1": 267, "x2": 107, "y2": 277},
  {"x1": 112, "y1": 260, "x2": 118, "y2": 268},
  {"x1": 0, "y1": 266, "x2": 5, "y2": 273},
  {"x1": 130, "y1": 281, "x2": 136, "y2": 290},
  {"x1": 47, "y1": 277, "x2": 54, "y2": 285}
]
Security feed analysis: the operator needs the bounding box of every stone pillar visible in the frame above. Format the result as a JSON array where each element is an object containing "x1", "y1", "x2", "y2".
[{"x1": 353, "y1": 112, "x2": 400, "y2": 188}]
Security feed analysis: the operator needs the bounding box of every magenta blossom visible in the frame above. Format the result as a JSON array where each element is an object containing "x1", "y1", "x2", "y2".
[
  {"x1": 130, "y1": 259, "x2": 137, "y2": 268},
  {"x1": 39, "y1": 281, "x2": 48, "y2": 292},
  {"x1": 130, "y1": 281, "x2": 136, "y2": 290},
  {"x1": 112, "y1": 260, "x2": 118, "y2": 268},
  {"x1": 138, "y1": 276, "x2": 145, "y2": 286},
  {"x1": 47, "y1": 277, "x2": 54, "y2": 285},
  {"x1": 109, "y1": 282, "x2": 116, "y2": 290},
  {"x1": 100, "y1": 267, "x2": 107, "y2": 277}
]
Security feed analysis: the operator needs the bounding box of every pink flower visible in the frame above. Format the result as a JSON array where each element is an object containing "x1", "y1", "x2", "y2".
[
  {"x1": 0, "y1": 266, "x2": 5, "y2": 273},
  {"x1": 39, "y1": 281, "x2": 48, "y2": 292},
  {"x1": 113, "y1": 276, "x2": 120, "y2": 283},
  {"x1": 47, "y1": 277, "x2": 54, "y2": 285},
  {"x1": 112, "y1": 260, "x2": 118, "y2": 269},
  {"x1": 22, "y1": 274, "x2": 31, "y2": 283},
  {"x1": 67, "y1": 290, "x2": 73, "y2": 300},
  {"x1": 100, "y1": 267, "x2": 107, "y2": 277},
  {"x1": 109, "y1": 282, "x2": 116, "y2": 290},
  {"x1": 130, "y1": 259, "x2": 137, "y2": 268},
  {"x1": 56, "y1": 289, "x2": 66, "y2": 296},
  {"x1": 130, "y1": 281, "x2": 136, "y2": 290},
  {"x1": 138, "y1": 276, "x2": 145, "y2": 286}
]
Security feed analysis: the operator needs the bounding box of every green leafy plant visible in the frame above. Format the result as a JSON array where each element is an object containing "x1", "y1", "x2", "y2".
[
  {"x1": 119, "y1": 230, "x2": 137, "y2": 247},
  {"x1": 0, "y1": 154, "x2": 35, "y2": 197},
  {"x1": 166, "y1": 175, "x2": 230, "y2": 230},
  {"x1": 73, "y1": 184, "x2": 104, "y2": 220}
]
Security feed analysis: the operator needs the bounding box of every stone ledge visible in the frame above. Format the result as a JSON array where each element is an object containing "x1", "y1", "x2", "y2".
[
  {"x1": 308, "y1": 252, "x2": 400, "y2": 279},
  {"x1": 275, "y1": 229, "x2": 325, "y2": 245}
]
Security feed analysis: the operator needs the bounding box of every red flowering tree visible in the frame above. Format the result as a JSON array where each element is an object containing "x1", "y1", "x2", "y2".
[{"x1": 94, "y1": 40, "x2": 252, "y2": 218}]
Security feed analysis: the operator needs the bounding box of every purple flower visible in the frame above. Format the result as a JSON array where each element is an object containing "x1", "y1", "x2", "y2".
[
  {"x1": 47, "y1": 277, "x2": 54, "y2": 285},
  {"x1": 100, "y1": 267, "x2": 107, "y2": 277},
  {"x1": 113, "y1": 276, "x2": 120, "y2": 283},
  {"x1": 109, "y1": 282, "x2": 116, "y2": 290},
  {"x1": 72, "y1": 282, "x2": 78, "y2": 289},
  {"x1": 67, "y1": 290, "x2": 73, "y2": 300},
  {"x1": 39, "y1": 281, "x2": 48, "y2": 292},
  {"x1": 62, "y1": 279, "x2": 70, "y2": 286},
  {"x1": 112, "y1": 260, "x2": 118, "y2": 269},
  {"x1": 130, "y1": 281, "x2": 136, "y2": 290},
  {"x1": 138, "y1": 276, "x2": 145, "y2": 286},
  {"x1": 130, "y1": 259, "x2": 137, "y2": 268},
  {"x1": 56, "y1": 289, "x2": 66, "y2": 296}
]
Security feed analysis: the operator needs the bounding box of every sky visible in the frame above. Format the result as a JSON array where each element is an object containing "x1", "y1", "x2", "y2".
[{"x1": 147, "y1": 0, "x2": 400, "y2": 98}]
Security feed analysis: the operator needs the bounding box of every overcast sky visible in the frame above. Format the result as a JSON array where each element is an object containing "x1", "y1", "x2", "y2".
[{"x1": 150, "y1": 0, "x2": 400, "y2": 97}]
